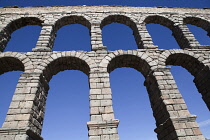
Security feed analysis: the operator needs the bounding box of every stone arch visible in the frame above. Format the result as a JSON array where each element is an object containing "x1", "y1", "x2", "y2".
[
  {"x1": 158, "y1": 49, "x2": 210, "y2": 110},
  {"x1": 100, "y1": 15, "x2": 143, "y2": 49},
  {"x1": 0, "y1": 52, "x2": 32, "y2": 74},
  {"x1": 102, "y1": 51, "x2": 178, "y2": 138},
  {"x1": 144, "y1": 15, "x2": 189, "y2": 49},
  {"x1": 158, "y1": 49, "x2": 204, "y2": 76},
  {"x1": 99, "y1": 50, "x2": 156, "y2": 77},
  {"x1": 183, "y1": 16, "x2": 210, "y2": 36},
  {"x1": 102, "y1": 51, "x2": 156, "y2": 109},
  {"x1": 43, "y1": 56, "x2": 90, "y2": 82},
  {"x1": 0, "y1": 57, "x2": 24, "y2": 75},
  {"x1": 144, "y1": 15, "x2": 175, "y2": 30},
  {"x1": 47, "y1": 15, "x2": 92, "y2": 51},
  {"x1": 28, "y1": 52, "x2": 93, "y2": 135},
  {"x1": 41, "y1": 52, "x2": 93, "y2": 82},
  {"x1": 54, "y1": 15, "x2": 91, "y2": 32},
  {"x1": 0, "y1": 17, "x2": 43, "y2": 52},
  {"x1": 107, "y1": 55, "x2": 151, "y2": 77}
]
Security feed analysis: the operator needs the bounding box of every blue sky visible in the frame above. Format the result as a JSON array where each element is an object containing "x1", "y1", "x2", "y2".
[{"x1": 0, "y1": 0, "x2": 210, "y2": 140}]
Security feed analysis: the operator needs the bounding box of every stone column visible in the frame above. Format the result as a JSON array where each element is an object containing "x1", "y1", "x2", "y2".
[
  {"x1": 137, "y1": 23, "x2": 158, "y2": 49},
  {"x1": 144, "y1": 67, "x2": 205, "y2": 140},
  {"x1": 172, "y1": 24, "x2": 200, "y2": 49},
  {"x1": 0, "y1": 73, "x2": 48, "y2": 140},
  {"x1": 32, "y1": 24, "x2": 55, "y2": 52},
  {"x1": 0, "y1": 26, "x2": 11, "y2": 52},
  {"x1": 87, "y1": 71, "x2": 119, "y2": 140},
  {"x1": 91, "y1": 23, "x2": 106, "y2": 51}
]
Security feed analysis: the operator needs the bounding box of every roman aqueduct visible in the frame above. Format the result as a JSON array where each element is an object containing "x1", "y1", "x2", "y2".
[{"x1": 0, "y1": 5, "x2": 210, "y2": 140}]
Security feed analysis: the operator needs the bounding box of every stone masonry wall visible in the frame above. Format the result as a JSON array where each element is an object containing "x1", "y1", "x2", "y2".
[{"x1": 0, "y1": 5, "x2": 210, "y2": 140}]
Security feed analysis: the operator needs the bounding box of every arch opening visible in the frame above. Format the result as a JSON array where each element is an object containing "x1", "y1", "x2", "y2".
[
  {"x1": 0, "y1": 17, "x2": 43, "y2": 52},
  {"x1": 102, "y1": 23, "x2": 137, "y2": 51},
  {"x1": 54, "y1": 16, "x2": 91, "y2": 32},
  {"x1": 101, "y1": 15, "x2": 142, "y2": 49},
  {"x1": 186, "y1": 24, "x2": 210, "y2": 46},
  {"x1": 0, "y1": 71, "x2": 22, "y2": 127},
  {"x1": 0, "y1": 56, "x2": 24, "y2": 127},
  {"x1": 0, "y1": 56, "x2": 25, "y2": 75},
  {"x1": 184, "y1": 17, "x2": 210, "y2": 37},
  {"x1": 110, "y1": 67, "x2": 157, "y2": 140},
  {"x1": 107, "y1": 54, "x2": 159, "y2": 139},
  {"x1": 36, "y1": 55, "x2": 91, "y2": 138},
  {"x1": 165, "y1": 53, "x2": 204, "y2": 77},
  {"x1": 41, "y1": 70, "x2": 89, "y2": 139},
  {"x1": 43, "y1": 56, "x2": 90, "y2": 82},
  {"x1": 107, "y1": 54, "x2": 151, "y2": 77},
  {"x1": 144, "y1": 15, "x2": 175, "y2": 30},
  {"x1": 53, "y1": 24, "x2": 91, "y2": 51},
  {"x1": 146, "y1": 23, "x2": 180, "y2": 49},
  {"x1": 51, "y1": 16, "x2": 91, "y2": 51},
  {"x1": 4, "y1": 25, "x2": 41, "y2": 52},
  {"x1": 144, "y1": 15, "x2": 188, "y2": 49}
]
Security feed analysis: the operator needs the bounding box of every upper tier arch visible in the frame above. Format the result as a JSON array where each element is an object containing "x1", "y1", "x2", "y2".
[
  {"x1": 183, "y1": 16, "x2": 210, "y2": 36},
  {"x1": 100, "y1": 15, "x2": 143, "y2": 49},
  {"x1": 54, "y1": 15, "x2": 91, "y2": 32},
  {"x1": 0, "y1": 17, "x2": 43, "y2": 52},
  {"x1": 36, "y1": 15, "x2": 92, "y2": 51},
  {"x1": 144, "y1": 15, "x2": 175, "y2": 30},
  {"x1": 143, "y1": 15, "x2": 191, "y2": 49}
]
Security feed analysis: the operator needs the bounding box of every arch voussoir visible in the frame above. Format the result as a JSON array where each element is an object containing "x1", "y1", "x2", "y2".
[
  {"x1": 100, "y1": 14, "x2": 143, "y2": 49},
  {"x1": 40, "y1": 51, "x2": 93, "y2": 82},
  {"x1": 0, "y1": 52, "x2": 33, "y2": 74},
  {"x1": 0, "y1": 17, "x2": 43, "y2": 52},
  {"x1": 101, "y1": 50, "x2": 156, "y2": 77}
]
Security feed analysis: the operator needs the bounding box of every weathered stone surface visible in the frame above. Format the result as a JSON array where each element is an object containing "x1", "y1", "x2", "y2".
[{"x1": 0, "y1": 5, "x2": 209, "y2": 140}]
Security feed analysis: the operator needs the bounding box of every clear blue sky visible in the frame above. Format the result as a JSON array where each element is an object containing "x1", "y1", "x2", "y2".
[{"x1": 0, "y1": 0, "x2": 210, "y2": 140}]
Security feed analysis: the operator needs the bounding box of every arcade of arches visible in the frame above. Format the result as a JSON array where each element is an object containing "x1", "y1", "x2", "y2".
[{"x1": 0, "y1": 6, "x2": 210, "y2": 140}]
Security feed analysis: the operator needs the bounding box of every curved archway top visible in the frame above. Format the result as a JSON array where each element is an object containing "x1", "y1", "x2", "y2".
[
  {"x1": 158, "y1": 49, "x2": 205, "y2": 76},
  {"x1": 40, "y1": 51, "x2": 96, "y2": 82},
  {"x1": 2, "y1": 17, "x2": 43, "y2": 34},
  {"x1": 53, "y1": 15, "x2": 91, "y2": 32},
  {"x1": 183, "y1": 16, "x2": 210, "y2": 33},
  {"x1": 100, "y1": 14, "x2": 138, "y2": 30},
  {"x1": 143, "y1": 15, "x2": 177, "y2": 30},
  {"x1": 0, "y1": 52, "x2": 31, "y2": 75},
  {"x1": 99, "y1": 50, "x2": 157, "y2": 77},
  {"x1": 0, "y1": 16, "x2": 43, "y2": 52}
]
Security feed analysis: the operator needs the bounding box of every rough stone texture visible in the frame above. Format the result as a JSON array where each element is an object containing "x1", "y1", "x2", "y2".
[{"x1": 0, "y1": 5, "x2": 210, "y2": 140}]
